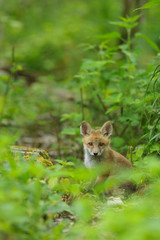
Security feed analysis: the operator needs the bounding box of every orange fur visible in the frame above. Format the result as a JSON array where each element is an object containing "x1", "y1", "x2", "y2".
[{"x1": 80, "y1": 121, "x2": 132, "y2": 182}]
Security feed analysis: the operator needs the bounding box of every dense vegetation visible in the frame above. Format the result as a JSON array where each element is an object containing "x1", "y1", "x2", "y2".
[{"x1": 0, "y1": 0, "x2": 160, "y2": 239}]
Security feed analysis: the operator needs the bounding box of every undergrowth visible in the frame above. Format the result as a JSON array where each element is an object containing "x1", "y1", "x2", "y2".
[{"x1": 0, "y1": 1, "x2": 160, "y2": 239}]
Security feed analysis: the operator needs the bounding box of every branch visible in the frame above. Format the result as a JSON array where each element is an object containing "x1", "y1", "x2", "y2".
[
  {"x1": 120, "y1": 125, "x2": 129, "y2": 137},
  {"x1": 1, "y1": 67, "x2": 38, "y2": 86}
]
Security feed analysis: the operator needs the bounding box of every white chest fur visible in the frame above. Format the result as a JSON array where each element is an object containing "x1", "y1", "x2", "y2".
[{"x1": 83, "y1": 145, "x2": 98, "y2": 168}]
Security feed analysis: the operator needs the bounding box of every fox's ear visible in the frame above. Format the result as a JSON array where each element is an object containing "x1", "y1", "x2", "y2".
[
  {"x1": 80, "y1": 121, "x2": 92, "y2": 136},
  {"x1": 100, "y1": 121, "x2": 112, "y2": 137}
]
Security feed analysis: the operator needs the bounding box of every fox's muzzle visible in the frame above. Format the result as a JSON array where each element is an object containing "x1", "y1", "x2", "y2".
[{"x1": 94, "y1": 152, "x2": 98, "y2": 156}]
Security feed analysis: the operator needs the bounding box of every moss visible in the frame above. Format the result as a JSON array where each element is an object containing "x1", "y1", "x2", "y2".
[{"x1": 10, "y1": 145, "x2": 53, "y2": 166}]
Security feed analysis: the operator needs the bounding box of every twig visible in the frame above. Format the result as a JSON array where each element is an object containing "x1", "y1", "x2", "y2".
[
  {"x1": 96, "y1": 93, "x2": 106, "y2": 113},
  {"x1": 120, "y1": 125, "x2": 129, "y2": 137},
  {"x1": 93, "y1": 88, "x2": 119, "y2": 135},
  {"x1": 120, "y1": 106, "x2": 123, "y2": 116},
  {"x1": 113, "y1": 124, "x2": 119, "y2": 136},
  {"x1": 1, "y1": 67, "x2": 37, "y2": 86},
  {"x1": 129, "y1": 146, "x2": 133, "y2": 164},
  {"x1": 0, "y1": 124, "x2": 24, "y2": 128}
]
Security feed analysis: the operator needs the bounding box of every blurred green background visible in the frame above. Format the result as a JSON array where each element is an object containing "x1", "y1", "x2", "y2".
[
  {"x1": 0, "y1": 0, "x2": 159, "y2": 160},
  {"x1": 0, "y1": 0, "x2": 160, "y2": 240}
]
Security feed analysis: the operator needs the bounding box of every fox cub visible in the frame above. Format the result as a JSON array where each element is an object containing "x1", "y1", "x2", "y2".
[{"x1": 80, "y1": 121, "x2": 132, "y2": 181}]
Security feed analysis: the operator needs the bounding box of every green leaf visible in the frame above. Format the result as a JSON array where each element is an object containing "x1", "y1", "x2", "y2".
[
  {"x1": 120, "y1": 15, "x2": 141, "y2": 23},
  {"x1": 55, "y1": 159, "x2": 75, "y2": 166},
  {"x1": 105, "y1": 93, "x2": 122, "y2": 104},
  {"x1": 105, "y1": 105, "x2": 120, "y2": 114},
  {"x1": 61, "y1": 127, "x2": 80, "y2": 136},
  {"x1": 150, "y1": 143, "x2": 160, "y2": 153},
  {"x1": 112, "y1": 137, "x2": 125, "y2": 148},
  {"x1": 49, "y1": 198, "x2": 73, "y2": 214},
  {"x1": 72, "y1": 199, "x2": 93, "y2": 221},
  {"x1": 138, "y1": 0, "x2": 160, "y2": 9},
  {"x1": 134, "y1": 145, "x2": 145, "y2": 158},
  {"x1": 136, "y1": 33, "x2": 160, "y2": 52},
  {"x1": 150, "y1": 133, "x2": 160, "y2": 142},
  {"x1": 80, "y1": 59, "x2": 107, "y2": 71},
  {"x1": 110, "y1": 21, "x2": 138, "y2": 29},
  {"x1": 95, "y1": 32, "x2": 121, "y2": 40}
]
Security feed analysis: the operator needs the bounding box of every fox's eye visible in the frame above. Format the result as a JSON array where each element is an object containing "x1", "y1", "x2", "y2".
[
  {"x1": 88, "y1": 142, "x2": 93, "y2": 146},
  {"x1": 99, "y1": 142, "x2": 104, "y2": 146}
]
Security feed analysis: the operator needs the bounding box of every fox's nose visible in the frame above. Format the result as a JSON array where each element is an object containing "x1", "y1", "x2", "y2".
[{"x1": 94, "y1": 152, "x2": 98, "y2": 156}]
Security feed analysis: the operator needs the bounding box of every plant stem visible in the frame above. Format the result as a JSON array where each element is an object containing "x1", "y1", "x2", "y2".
[
  {"x1": 94, "y1": 89, "x2": 119, "y2": 135},
  {"x1": 96, "y1": 92, "x2": 106, "y2": 113},
  {"x1": 0, "y1": 46, "x2": 15, "y2": 121},
  {"x1": 129, "y1": 146, "x2": 133, "y2": 164}
]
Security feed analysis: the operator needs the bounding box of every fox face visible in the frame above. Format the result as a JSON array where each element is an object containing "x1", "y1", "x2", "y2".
[{"x1": 80, "y1": 121, "x2": 112, "y2": 157}]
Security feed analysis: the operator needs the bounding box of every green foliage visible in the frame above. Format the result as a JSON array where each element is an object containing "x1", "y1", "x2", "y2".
[
  {"x1": 0, "y1": 1, "x2": 160, "y2": 239},
  {"x1": 75, "y1": 14, "x2": 160, "y2": 157},
  {"x1": 0, "y1": 137, "x2": 160, "y2": 240},
  {"x1": 139, "y1": 0, "x2": 160, "y2": 9}
]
